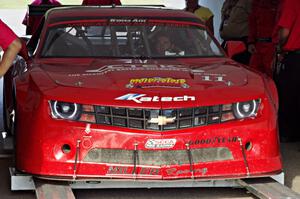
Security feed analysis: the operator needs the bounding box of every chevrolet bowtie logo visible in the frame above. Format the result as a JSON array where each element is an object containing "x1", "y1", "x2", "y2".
[{"x1": 148, "y1": 116, "x2": 176, "y2": 126}]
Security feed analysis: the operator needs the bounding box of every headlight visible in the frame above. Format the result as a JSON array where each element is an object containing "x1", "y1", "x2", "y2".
[
  {"x1": 233, "y1": 100, "x2": 259, "y2": 119},
  {"x1": 50, "y1": 101, "x2": 81, "y2": 120}
]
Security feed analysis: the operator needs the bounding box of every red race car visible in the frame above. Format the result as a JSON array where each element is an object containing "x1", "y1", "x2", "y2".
[{"x1": 4, "y1": 6, "x2": 281, "y2": 182}]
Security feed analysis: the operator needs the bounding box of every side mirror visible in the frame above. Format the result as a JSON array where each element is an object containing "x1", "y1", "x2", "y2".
[{"x1": 225, "y1": 41, "x2": 247, "y2": 58}]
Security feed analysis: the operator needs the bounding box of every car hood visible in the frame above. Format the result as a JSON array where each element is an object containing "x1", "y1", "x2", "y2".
[
  {"x1": 36, "y1": 58, "x2": 265, "y2": 108},
  {"x1": 42, "y1": 59, "x2": 248, "y2": 88}
]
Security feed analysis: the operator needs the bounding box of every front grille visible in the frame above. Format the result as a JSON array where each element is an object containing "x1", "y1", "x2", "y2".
[
  {"x1": 81, "y1": 104, "x2": 234, "y2": 131},
  {"x1": 83, "y1": 147, "x2": 233, "y2": 166}
]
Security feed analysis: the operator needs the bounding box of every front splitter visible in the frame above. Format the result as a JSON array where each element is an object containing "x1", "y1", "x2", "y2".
[{"x1": 9, "y1": 167, "x2": 284, "y2": 191}]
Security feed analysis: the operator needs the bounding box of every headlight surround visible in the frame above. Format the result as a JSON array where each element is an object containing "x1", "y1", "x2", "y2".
[
  {"x1": 50, "y1": 101, "x2": 81, "y2": 120},
  {"x1": 233, "y1": 99, "x2": 260, "y2": 119}
]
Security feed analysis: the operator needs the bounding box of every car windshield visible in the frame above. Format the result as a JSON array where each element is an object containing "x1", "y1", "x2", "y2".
[{"x1": 41, "y1": 20, "x2": 223, "y2": 58}]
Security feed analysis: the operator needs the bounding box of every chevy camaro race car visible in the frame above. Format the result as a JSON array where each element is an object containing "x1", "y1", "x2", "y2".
[{"x1": 4, "y1": 6, "x2": 282, "y2": 181}]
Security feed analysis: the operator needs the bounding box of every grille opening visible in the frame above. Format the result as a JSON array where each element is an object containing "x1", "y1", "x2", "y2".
[
  {"x1": 97, "y1": 115, "x2": 111, "y2": 125},
  {"x1": 209, "y1": 105, "x2": 221, "y2": 113},
  {"x1": 179, "y1": 108, "x2": 193, "y2": 118},
  {"x1": 194, "y1": 107, "x2": 207, "y2": 115},
  {"x1": 128, "y1": 109, "x2": 143, "y2": 118},
  {"x1": 163, "y1": 122, "x2": 177, "y2": 130},
  {"x1": 113, "y1": 117, "x2": 127, "y2": 127},
  {"x1": 62, "y1": 144, "x2": 71, "y2": 154},
  {"x1": 208, "y1": 115, "x2": 220, "y2": 124},
  {"x1": 129, "y1": 119, "x2": 144, "y2": 129},
  {"x1": 96, "y1": 106, "x2": 110, "y2": 114},
  {"x1": 245, "y1": 141, "x2": 252, "y2": 151},
  {"x1": 194, "y1": 117, "x2": 206, "y2": 126},
  {"x1": 112, "y1": 107, "x2": 126, "y2": 116},
  {"x1": 91, "y1": 104, "x2": 235, "y2": 131},
  {"x1": 162, "y1": 109, "x2": 177, "y2": 117},
  {"x1": 84, "y1": 148, "x2": 234, "y2": 165},
  {"x1": 145, "y1": 110, "x2": 160, "y2": 119},
  {"x1": 179, "y1": 119, "x2": 192, "y2": 128}
]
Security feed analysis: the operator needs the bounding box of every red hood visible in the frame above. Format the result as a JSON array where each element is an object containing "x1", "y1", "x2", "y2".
[
  {"x1": 41, "y1": 58, "x2": 248, "y2": 88},
  {"x1": 33, "y1": 58, "x2": 265, "y2": 108}
]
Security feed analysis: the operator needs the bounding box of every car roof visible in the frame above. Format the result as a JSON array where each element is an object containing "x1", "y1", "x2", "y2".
[{"x1": 45, "y1": 6, "x2": 204, "y2": 25}]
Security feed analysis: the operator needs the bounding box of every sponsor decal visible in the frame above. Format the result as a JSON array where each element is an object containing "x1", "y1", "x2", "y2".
[
  {"x1": 67, "y1": 64, "x2": 232, "y2": 86},
  {"x1": 166, "y1": 168, "x2": 208, "y2": 176},
  {"x1": 115, "y1": 93, "x2": 196, "y2": 104},
  {"x1": 126, "y1": 77, "x2": 189, "y2": 89},
  {"x1": 109, "y1": 18, "x2": 147, "y2": 24},
  {"x1": 107, "y1": 166, "x2": 160, "y2": 175},
  {"x1": 68, "y1": 64, "x2": 205, "y2": 77},
  {"x1": 107, "y1": 166, "x2": 129, "y2": 175},
  {"x1": 145, "y1": 139, "x2": 177, "y2": 149},
  {"x1": 140, "y1": 167, "x2": 160, "y2": 175},
  {"x1": 188, "y1": 136, "x2": 238, "y2": 146}
]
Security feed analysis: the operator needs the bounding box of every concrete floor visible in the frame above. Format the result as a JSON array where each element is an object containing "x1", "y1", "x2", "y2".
[{"x1": 0, "y1": 142, "x2": 299, "y2": 199}]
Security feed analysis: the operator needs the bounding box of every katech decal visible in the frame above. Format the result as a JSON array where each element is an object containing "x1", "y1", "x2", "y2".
[
  {"x1": 126, "y1": 77, "x2": 189, "y2": 89},
  {"x1": 115, "y1": 93, "x2": 196, "y2": 104},
  {"x1": 188, "y1": 136, "x2": 238, "y2": 145},
  {"x1": 145, "y1": 139, "x2": 177, "y2": 149}
]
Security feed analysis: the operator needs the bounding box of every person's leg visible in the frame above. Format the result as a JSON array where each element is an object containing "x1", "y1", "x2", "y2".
[
  {"x1": 261, "y1": 43, "x2": 275, "y2": 77},
  {"x1": 278, "y1": 53, "x2": 300, "y2": 141},
  {"x1": 288, "y1": 54, "x2": 300, "y2": 140}
]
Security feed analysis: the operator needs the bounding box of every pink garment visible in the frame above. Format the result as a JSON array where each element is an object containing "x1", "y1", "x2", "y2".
[
  {"x1": 23, "y1": 0, "x2": 61, "y2": 35},
  {"x1": 82, "y1": 0, "x2": 121, "y2": 5},
  {"x1": 30, "y1": 0, "x2": 61, "y2": 6}
]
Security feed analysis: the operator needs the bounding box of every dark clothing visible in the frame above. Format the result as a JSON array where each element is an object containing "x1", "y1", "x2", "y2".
[
  {"x1": 220, "y1": 0, "x2": 252, "y2": 65},
  {"x1": 277, "y1": 53, "x2": 300, "y2": 141},
  {"x1": 220, "y1": 0, "x2": 252, "y2": 40},
  {"x1": 276, "y1": 0, "x2": 300, "y2": 141},
  {"x1": 248, "y1": 0, "x2": 278, "y2": 44},
  {"x1": 248, "y1": 0, "x2": 279, "y2": 77}
]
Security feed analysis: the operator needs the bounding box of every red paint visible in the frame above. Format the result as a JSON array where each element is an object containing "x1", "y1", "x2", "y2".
[{"x1": 6, "y1": 7, "x2": 281, "y2": 181}]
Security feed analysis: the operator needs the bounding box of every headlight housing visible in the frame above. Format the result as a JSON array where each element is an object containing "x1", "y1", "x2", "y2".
[
  {"x1": 50, "y1": 101, "x2": 81, "y2": 120},
  {"x1": 233, "y1": 99, "x2": 260, "y2": 119}
]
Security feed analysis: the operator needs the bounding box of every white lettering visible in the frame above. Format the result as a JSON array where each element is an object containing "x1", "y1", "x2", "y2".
[
  {"x1": 115, "y1": 94, "x2": 196, "y2": 103},
  {"x1": 140, "y1": 97, "x2": 152, "y2": 102},
  {"x1": 173, "y1": 97, "x2": 184, "y2": 101},
  {"x1": 184, "y1": 95, "x2": 196, "y2": 101},
  {"x1": 153, "y1": 96, "x2": 160, "y2": 102},
  {"x1": 161, "y1": 97, "x2": 173, "y2": 101}
]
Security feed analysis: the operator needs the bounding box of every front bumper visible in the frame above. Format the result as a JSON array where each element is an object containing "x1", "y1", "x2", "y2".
[{"x1": 16, "y1": 115, "x2": 282, "y2": 180}]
